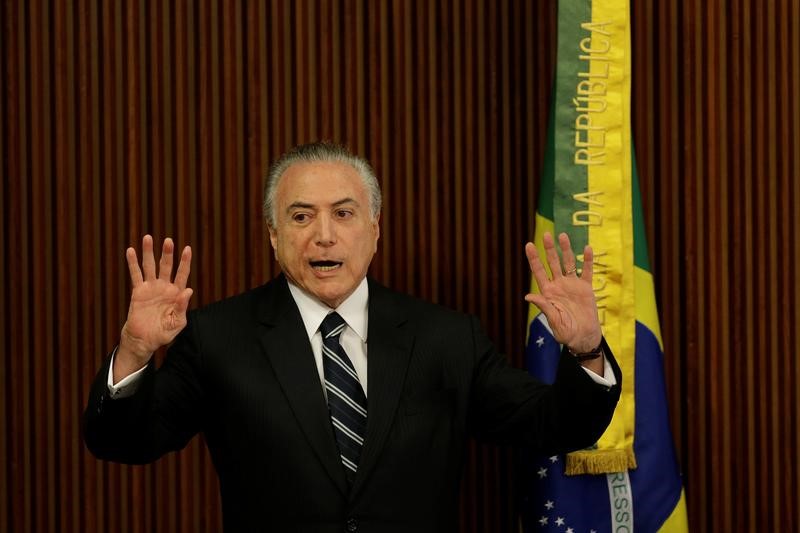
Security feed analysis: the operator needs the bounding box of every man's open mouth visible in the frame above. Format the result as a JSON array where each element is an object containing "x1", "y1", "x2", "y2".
[{"x1": 310, "y1": 260, "x2": 343, "y2": 272}]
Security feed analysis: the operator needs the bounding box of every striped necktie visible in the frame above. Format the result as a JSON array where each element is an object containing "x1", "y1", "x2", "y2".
[{"x1": 320, "y1": 312, "x2": 367, "y2": 484}]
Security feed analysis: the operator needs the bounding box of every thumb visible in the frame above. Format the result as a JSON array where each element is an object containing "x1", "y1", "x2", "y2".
[{"x1": 175, "y1": 288, "x2": 194, "y2": 315}]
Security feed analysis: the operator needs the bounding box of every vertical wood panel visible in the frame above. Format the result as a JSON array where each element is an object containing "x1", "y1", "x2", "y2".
[
  {"x1": 0, "y1": 0, "x2": 7, "y2": 527},
  {"x1": 2, "y1": 1, "x2": 800, "y2": 531},
  {"x1": 635, "y1": 0, "x2": 800, "y2": 530},
  {"x1": 793, "y1": 0, "x2": 800, "y2": 523}
]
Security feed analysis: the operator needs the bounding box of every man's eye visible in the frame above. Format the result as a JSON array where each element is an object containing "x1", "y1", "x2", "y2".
[
  {"x1": 336, "y1": 210, "x2": 353, "y2": 219},
  {"x1": 293, "y1": 213, "x2": 309, "y2": 223}
]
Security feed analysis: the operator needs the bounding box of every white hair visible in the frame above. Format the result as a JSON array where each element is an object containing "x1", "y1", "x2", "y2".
[{"x1": 263, "y1": 142, "x2": 382, "y2": 227}]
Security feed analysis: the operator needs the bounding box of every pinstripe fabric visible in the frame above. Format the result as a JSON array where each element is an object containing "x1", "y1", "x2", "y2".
[{"x1": 320, "y1": 312, "x2": 367, "y2": 484}]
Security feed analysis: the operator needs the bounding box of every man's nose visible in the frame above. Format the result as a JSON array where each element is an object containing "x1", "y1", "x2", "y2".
[{"x1": 314, "y1": 215, "x2": 336, "y2": 246}]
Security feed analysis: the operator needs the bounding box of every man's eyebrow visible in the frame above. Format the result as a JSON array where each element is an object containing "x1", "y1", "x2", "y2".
[
  {"x1": 285, "y1": 198, "x2": 359, "y2": 211},
  {"x1": 286, "y1": 201, "x2": 315, "y2": 211}
]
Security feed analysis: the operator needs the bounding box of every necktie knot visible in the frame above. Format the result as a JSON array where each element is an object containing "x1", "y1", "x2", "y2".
[{"x1": 320, "y1": 312, "x2": 346, "y2": 339}]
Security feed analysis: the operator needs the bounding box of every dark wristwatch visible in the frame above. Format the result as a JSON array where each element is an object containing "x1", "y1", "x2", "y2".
[{"x1": 568, "y1": 343, "x2": 604, "y2": 362}]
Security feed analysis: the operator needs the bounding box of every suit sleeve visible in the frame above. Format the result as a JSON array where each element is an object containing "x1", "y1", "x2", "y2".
[
  {"x1": 465, "y1": 316, "x2": 622, "y2": 454},
  {"x1": 83, "y1": 312, "x2": 205, "y2": 464}
]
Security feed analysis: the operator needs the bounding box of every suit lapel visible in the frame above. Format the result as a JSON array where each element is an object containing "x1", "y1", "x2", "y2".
[
  {"x1": 350, "y1": 279, "x2": 414, "y2": 498},
  {"x1": 257, "y1": 276, "x2": 348, "y2": 496}
]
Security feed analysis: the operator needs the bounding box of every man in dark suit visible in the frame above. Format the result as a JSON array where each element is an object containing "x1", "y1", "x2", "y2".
[{"x1": 84, "y1": 142, "x2": 621, "y2": 532}]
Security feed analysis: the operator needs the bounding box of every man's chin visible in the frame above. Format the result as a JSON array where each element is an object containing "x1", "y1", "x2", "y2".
[{"x1": 306, "y1": 282, "x2": 349, "y2": 308}]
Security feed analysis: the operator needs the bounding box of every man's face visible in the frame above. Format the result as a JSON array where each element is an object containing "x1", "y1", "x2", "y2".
[{"x1": 269, "y1": 160, "x2": 380, "y2": 309}]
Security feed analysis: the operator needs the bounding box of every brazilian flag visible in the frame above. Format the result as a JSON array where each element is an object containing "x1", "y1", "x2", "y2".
[{"x1": 522, "y1": 0, "x2": 688, "y2": 530}]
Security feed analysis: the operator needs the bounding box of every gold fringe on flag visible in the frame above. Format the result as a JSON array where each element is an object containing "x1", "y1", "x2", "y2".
[{"x1": 565, "y1": 447, "x2": 637, "y2": 476}]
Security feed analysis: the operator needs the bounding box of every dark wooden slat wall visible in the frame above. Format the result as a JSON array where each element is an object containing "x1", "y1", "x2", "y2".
[
  {"x1": 1, "y1": 1, "x2": 798, "y2": 532},
  {"x1": 631, "y1": 0, "x2": 800, "y2": 531}
]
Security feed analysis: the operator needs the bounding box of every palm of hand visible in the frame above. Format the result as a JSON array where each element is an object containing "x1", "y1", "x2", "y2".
[
  {"x1": 120, "y1": 235, "x2": 194, "y2": 361},
  {"x1": 536, "y1": 274, "x2": 600, "y2": 350},
  {"x1": 126, "y1": 279, "x2": 189, "y2": 352},
  {"x1": 525, "y1": 233, "x2": 602, "y2": 353}
]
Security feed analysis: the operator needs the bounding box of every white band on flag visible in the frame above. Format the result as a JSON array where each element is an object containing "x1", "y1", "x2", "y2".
[{"x1": 606, "y1": 471, "x2": 634, "y2": 532}]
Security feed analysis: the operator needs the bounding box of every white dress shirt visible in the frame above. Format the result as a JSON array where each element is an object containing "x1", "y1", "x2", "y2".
[{"x1": 287, "y1": 278, "x2": 369, "y2": 397}]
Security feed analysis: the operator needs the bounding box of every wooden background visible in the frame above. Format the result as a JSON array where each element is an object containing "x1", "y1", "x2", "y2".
[{"x1": 1, "y1": 0, "x2": 798, "y2": 531}]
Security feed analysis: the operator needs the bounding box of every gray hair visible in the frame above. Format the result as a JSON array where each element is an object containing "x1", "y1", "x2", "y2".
[{"x1": 263, "y1": 141, "x2": 382, "y2": 227}]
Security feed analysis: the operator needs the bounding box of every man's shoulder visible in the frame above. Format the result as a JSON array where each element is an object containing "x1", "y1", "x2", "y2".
[
  {"x1": 189, "y1": 275, "x2": 289, "y2": 323},
  {"x1": 367, "y1": 278, "x2": 471, "y2": 325}
]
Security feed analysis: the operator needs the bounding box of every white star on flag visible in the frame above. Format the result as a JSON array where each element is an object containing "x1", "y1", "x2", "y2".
[
  {"x1": 537, "y1": 467, "x2": 548, "y2": 478},
  {"x1": 544, "y1": 500, "x2": 554, "y2": 510},
  {"x1": 539, "y1": 516, "x2": 548, "y2": 525},
  {"x1": 555, "y1": 517, "x2": 565, "y2": 526},
  {"x1": 536, "y1": 336, "x2": 545, "y2": 347},
  {"x1": 566, "y1": 528, "x2": 574, "y2": 533},
  {"x1": 549, "y1": 455, "x2": 558, "y2": 463}
]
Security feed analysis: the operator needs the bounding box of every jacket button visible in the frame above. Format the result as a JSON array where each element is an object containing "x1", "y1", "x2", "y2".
[{"x1": 345, "y1": 517, "x2": 358, "y2": 532}]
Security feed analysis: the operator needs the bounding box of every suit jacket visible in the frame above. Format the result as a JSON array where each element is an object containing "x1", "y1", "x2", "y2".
[{"x1": 84, "y1": 275, "x2": 621, "y2": 533}]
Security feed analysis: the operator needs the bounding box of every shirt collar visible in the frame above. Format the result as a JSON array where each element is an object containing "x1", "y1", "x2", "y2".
[{"x1": 287, "y1": 277, "x2": 369, "y2": 342}]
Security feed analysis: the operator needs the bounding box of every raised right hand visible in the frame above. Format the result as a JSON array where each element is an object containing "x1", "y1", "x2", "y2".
[{"x1": 114, "y1": 235, "x2": 193, "y2": 381}]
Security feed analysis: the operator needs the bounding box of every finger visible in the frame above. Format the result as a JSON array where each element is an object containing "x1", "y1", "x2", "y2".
[
  {"x1": 526, "y1": 242, "x2": 551, "y2": 292},
  {"x1": 142, "y1": 235, "x2": 157, "y2": 280},
  {"x1": 543, "y1": 232, "x2": 563, "y2": 279},
  {"x1": 559, "y1": 233, "x2": 578, "y2": 276},
  {"x1": 581, "y1": 245, "x2": 594, "y2": 282},
  {"x1": 174, "y1": 245, "x2": 192, "y2": 289},
  {"x1": 126, "y1": 247, "x2": 144, "y2": 287},
  {"x1": 175, "y1": 288, "x2": 194, "y2": 315},
  {"x1": 159, "y1": 238, "x2": 175, "y2": 281}
]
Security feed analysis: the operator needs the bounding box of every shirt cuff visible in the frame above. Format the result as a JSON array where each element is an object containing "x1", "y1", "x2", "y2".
[
  {"x1": 580, "y1": 357, "x2": 617, "y2": 387},
  {"x1": 106, "y1": 346, "x2": 148, "y2": 399}
]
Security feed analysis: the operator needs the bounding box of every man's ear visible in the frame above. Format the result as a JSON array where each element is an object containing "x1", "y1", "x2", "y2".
[
  {"x1": 268, "y1": 224, "x2": 278, "y2": 250},
  {"x1": 372, "y1": 212, "x2": 381, "y2": 250}
]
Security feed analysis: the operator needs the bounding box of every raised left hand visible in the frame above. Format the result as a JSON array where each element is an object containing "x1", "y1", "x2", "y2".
[{"x1": 524, "y1": 232, "x2": 601, "y2": 353}]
